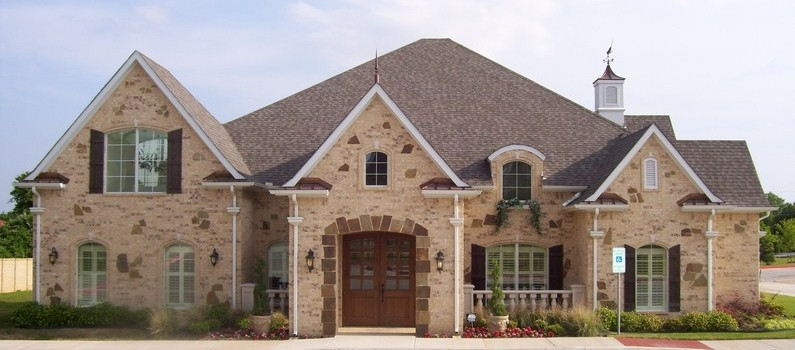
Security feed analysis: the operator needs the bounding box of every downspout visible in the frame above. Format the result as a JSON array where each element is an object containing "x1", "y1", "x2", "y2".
[
  {"x1": 759, "y1": 211, "x2": 771, "y2": 237},
  {"x1": 287, "y1": 194, "x2": 304, "y2": 336},
  {"x1": 228, "y1": 186, "x2": 240, "y2": 308},
  {"x1": 450, "y1": 194, "x2": 464, "y2": 334},
  {"x1": 705, "y1": 209, "x2": 718, "y2": 311},
  {"x1": 589, "y1": 208, "x2": 605, "y2": 310},
  {"x1": 30, "y1": 187, "x2": 43, "y2": 304}
]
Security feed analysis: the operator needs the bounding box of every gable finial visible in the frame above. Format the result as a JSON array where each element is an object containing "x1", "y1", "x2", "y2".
[
  {"x1": 374, "y1": 50, "x2": 380, "y2": 84},
  {"x1": 603, "y1": 41, "x2": 614, "y2": 66}
]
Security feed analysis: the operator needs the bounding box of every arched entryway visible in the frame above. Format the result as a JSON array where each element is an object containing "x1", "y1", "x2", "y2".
[{"x1": 343, "y1": 232, "x2": 415, "y2": 326}]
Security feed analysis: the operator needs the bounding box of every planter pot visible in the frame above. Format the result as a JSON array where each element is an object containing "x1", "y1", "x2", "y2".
[
  {"x1": 249, "y1": 315, "x2": 271, "y2": 335},
  {"x1": 487, "y1": 315, "x2": 509, "y2": 333}
]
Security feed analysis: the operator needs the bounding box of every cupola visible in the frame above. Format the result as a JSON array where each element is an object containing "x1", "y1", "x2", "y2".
[{"x1": 593, "y1": 49, "x2": 625, "y2": 126}]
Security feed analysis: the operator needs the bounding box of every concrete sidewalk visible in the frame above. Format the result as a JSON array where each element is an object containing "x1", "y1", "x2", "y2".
[{"x1": 2, "y1": 336, "x2": 795, "y2": 350}]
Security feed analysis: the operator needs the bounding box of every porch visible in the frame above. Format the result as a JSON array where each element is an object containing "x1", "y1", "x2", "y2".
[{"x1": 463, "y1": 284, "x2": 585, "y2": 314}]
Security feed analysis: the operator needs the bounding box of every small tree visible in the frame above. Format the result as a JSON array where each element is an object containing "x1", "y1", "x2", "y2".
[
  {"x1": 251, "y1": 258, "x2": 270, "y2": 315},
  {"x1": 487, "y1": 258, "x2": 507, "y2": 316}
]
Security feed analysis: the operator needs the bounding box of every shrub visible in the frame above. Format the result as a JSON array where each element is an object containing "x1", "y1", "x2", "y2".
[
  {"x1": 149, "y1": 308, "x2": 177, "y2": 338},
  {"x1": 707, "y1": 311, "x2": 739, "y2": 332},
  {"x1": 662, "y1": 316, "x2": 684, "y2": 332},
  {"x1": 596, "y1": 306, "x2": 617, "y2": 331},
  {"x1": 546, "y1": 323, "x2": 564, "y2": 336},
  {"x1": 561, "y1": 308, "x2": 606, "y2": 336},
  {"x1": 618, "y1": 312, "x2": 662, "y2": 333},
  {"x1": 765, "y1": 318, "x2": 795, "y2": 330},
  {"x1": 718, "y1": 294, "x2": 785, "y2": 331},
  {"x1": 11, "y1": 301, "x2": 148, "y2": 329},
  {"x1": 487, "y1": 259, "x2": 507, "y2": 316},
  {"x1": 269, "y1": 311, "x2": 287, "y2": 331},
  {"x1": 680, "y1": 312, "x2": 710, "y2": 332},
  {"x1": 11, "y1": 302, "x2": 48, "y2": 328},
  {"x1": 189, "y1": 320, "x2": 212, "y2": 334}
]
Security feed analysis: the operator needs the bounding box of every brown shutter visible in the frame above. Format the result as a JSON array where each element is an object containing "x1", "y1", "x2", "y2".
[
  {"x1": 668, "y1": 244, "x2": 681, "y2": 312},
  {"x1": 167, "y1": 129, "x2": 182, "y2": 194},
  {"x1": 548, "y1": 244, "x2": 564, "y2": 290},
  {"x1": 471, "y1": 244, "x2": 486, "y2": 290},
  {"x1": 624, "y1": 244, "x2": 635, "y2": 311},
  {"x1": 89, "y1": 129, "x2": 104, "y2": 193}
]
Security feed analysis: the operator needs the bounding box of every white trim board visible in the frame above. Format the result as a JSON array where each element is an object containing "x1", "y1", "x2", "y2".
[
  {"x1": 583, "y1": 124, "x2": 721, "y2": 203},
  {"x1": 487, "y1": 145, "x2": 546, "y2": 162},
  {"x1": 25, "y1": 51, "x2": 244, "y2": 181},
  {"x1": 284, "y1": 83, "x2": 468, "y2": 187}
]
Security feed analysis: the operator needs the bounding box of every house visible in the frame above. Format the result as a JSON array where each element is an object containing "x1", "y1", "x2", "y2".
[{"x1": 15, "y1": 39, "x2": 773, "y2": 336}]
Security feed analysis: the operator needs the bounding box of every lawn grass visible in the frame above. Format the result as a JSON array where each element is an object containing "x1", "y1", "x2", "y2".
[
  {"x1": 616, "y1": 329, "x2": 795, "y2": 340},
  {"x1": 763, "y1": 257, "x2": 795, "y2": 267},
  {"x1": 763, "y1": 292, "x2": 795, "y2": 317},
  {"x1": 0, "y1": 290, "x2": 32, "y2": 328}
]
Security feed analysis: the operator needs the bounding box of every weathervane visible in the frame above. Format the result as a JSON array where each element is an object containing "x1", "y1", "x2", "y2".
[{"x1": 604, "y1": 41, "x2": 614, "y2": 66}]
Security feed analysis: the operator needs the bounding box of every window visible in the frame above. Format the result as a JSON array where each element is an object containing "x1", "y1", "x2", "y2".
[
  {"x1": 606, "y1": 86, "x2": 618, "y2": 104},
  {"x1": 364, "y1": 151, "x2": 388, "y2": 186},
  {"x1": 165, "y1": 243, "x2": 195, "y2": 308},
  {"x1": 643, "y1": 158, "x2": 658, "y2": 190},
  {"x1": 106, "y1": 129, "x2": 168, "y2": 193},
  {"x1": 268, "y1": 243, "x2": 288, "y2": 289},
  {"x1": 636, "y1": 245, "x2": 666, "y2": 311},
  {"x1": 486, "y1": 244, "x2": 547, "y2": 290},
  {"x1": 502, "y1": 161, "x2": 532, "y2": 200},
  {"x1": 77, "y1": 243, "x2": 106, "y2": 306}
]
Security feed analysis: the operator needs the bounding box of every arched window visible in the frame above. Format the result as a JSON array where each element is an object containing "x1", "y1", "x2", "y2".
[
  {"x1": 486, "y1": 244, "x2": 547, "y2": 290},
  {"x1": 106, "y1": 129, "x2": 168, "y2": 193},
  {"x1": 636, "y1": 244, "x2": 667, "y2": 311},
  {"x1": 165, "y1": 243, "x2": 195, "y2": 308},
  {"x1": 364, "y1": 151, "x2": 388, "y2": 186},
  {"x1": 606, "y1": 86, "x2": 618, "y2": 104},
  {"x1": 643, "y1": 158, "x2": 658, "y2": 190},
  {"x1": 77, "y1": 243, "x2": 107, "y2": 306},
  {"x1": 268, "y1": 243, "x2": 289, "y2": 289},
  {"x1": 502, "y1": 161, "x2": 532, "y2": 200}
]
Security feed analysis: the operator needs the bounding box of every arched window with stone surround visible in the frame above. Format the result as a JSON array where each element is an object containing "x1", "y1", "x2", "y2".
[
  {"x1": 165, "y1": 243, "x2": 195, "y2": 308},
  {"x1": 77, "y1": 242, "x2": 107, "y2": 306}
]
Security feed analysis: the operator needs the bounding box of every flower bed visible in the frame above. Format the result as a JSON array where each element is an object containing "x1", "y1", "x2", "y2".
[
  {"x1": 462, "y1": 325, "x2": 554, "y2": 338},
  {"x1": 207, "y1": 326, "x2": 289, "y2": 340}
]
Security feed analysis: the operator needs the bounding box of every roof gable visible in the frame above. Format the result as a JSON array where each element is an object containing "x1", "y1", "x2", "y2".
[
  {"x1": 25, "y1": 51, "x2": 249, "y2": 181},
  {"x1": 582, "y1": 124, "x2": 721, "y2": 203},
  {"x1": 284, "y1": 83, "x2": 467, "y2": 187}
]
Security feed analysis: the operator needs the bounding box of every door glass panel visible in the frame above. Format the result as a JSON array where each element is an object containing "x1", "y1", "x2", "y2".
[
  {"x1": 385, "y1": 279, "x2": 396, "y2": 290},
  {"x1": 362, "y1": 279, "x2": 374, "y2": 290},
  {"x1": 350, "y1": 278, "x2": 361, "y2": 290},
  {"x1": 399, "y1": 279, "x2": 409, "y2": 290}
]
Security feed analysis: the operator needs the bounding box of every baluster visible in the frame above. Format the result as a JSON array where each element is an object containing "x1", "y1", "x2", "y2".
[
  {"x1": 475, "y1": 293, "x2": 484, "y2": 313},
  {"x1": 518, "y1": 291, "x2": 527, "y2": 313},
  {"x1": 563, "y1": 293, "x2": 571, "y2": 309},
  {"x1": 530, "y1": 292, "x2": 537, "y2": 312},
  {"x1": 280, "y1": 291, "x2": 287, "y2": 313}
]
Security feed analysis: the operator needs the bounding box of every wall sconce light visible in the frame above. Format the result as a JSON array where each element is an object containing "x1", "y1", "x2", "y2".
[
  {"x1": 210, "y1": 248, "x2": 219, "y2": 267},
  {"x1": 48, "y1": 247, "x2": 59, "y2": 265},
  {"x1": 306, "y1": 249, "x2": 315, "y2": 272},
  {"x1": 435, "y1": 251, "x2": 445, "y2": 272}
]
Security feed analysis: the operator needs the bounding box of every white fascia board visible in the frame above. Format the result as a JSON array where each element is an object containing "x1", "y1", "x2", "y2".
[
  {"x1": 487, "y1": 145, "x2": 546, "y2": 162},
  {"x1": 571, "y1": 204, "x2": 629, "y2": 211},
  {"x1": 269, "y1": 189, "x2": 329, "y2": 198},
  {"x1": 583, "y1": 124, "x2": 722, "y2": 203},
  {"x1": 680, "y1": 205, "x2": 776, "y2": 213},
  {"x1": 283, "y1": 84, "x2": 468, "y2": 188},
  {"x1": 542, "y1": 185, "x2": 588, "y2": 192},
  {"x1": 201, "y1": 182, "x2": 256, "y2": 189},
  {"x1": 421, "y1": 190, "x2": 482, "y2": 199},
  {"x1": 26, "y1": 51, "x2": 245, "y2": 182},
  {"x1": 12, "y1": 182, "x2": 66, "y2": 190}
]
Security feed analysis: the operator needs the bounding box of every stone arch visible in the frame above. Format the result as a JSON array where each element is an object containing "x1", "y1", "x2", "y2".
[{"x1": 320, "y1": 215, "x2": 430, "y2": 336}]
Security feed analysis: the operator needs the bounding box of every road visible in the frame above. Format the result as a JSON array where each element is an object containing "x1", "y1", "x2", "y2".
[{"x1": 760, "y1": 266, "x2": 795, "y2": 297}]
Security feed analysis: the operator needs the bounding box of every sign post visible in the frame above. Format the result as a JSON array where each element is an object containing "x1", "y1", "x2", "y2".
[{"x1": 612, "y1": 247, "x2": 626, "y2": 335}]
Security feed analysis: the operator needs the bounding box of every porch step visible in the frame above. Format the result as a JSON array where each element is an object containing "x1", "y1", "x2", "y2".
[{"x1": 336, "y1": 327, "x2": 415, "y2": 335}]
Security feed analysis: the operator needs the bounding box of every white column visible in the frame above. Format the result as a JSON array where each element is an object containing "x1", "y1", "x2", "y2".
[
  {"x1": 590, "y1": 208, "x2": 604, "y2": 310},
  {"x1": 30, "y1": 187, "x2": 43, "y2": 304},
  {"x1": 287, "y1": 194, "x2": 303, "y2": 336},
  {"x1": 705, "y1": 209, "x2": 718, "y2": 311},
  {"x1": 449, "y1": 194, "x2": 464, "y2": 334},
  {"x1": 227, "y1": 185, "x2": 240, "y2": 308}
]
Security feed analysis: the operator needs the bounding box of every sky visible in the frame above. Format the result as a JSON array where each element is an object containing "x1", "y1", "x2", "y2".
[{"x1": 1, "y1": 0, "x2": 793, "y2": 212}]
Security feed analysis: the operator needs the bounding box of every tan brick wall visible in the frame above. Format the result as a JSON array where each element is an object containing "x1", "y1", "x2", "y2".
[{"x1": 36, "y1": 63, "x2": 245, "y2": 309}]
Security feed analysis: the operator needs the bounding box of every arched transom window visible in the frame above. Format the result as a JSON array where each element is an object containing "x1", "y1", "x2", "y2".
[{"x1": 502, "y1": 161, "x2": 532, "y2": 200}]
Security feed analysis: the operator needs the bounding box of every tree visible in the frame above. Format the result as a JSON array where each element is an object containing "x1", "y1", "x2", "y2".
[
  {"x1": 0, "y1": 171, "x2": 33, "y2": 258},
  {"x1": 774, "y1": 219, "x2": 795, "y2": 254},
  {"x1": 9, "y1": 172, "x2": 32, "y2": 215}
]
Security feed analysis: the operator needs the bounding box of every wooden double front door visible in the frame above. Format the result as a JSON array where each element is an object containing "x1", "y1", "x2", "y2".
[{"x1": 342, "y1": 232, "x2": 415, "y2": 327}]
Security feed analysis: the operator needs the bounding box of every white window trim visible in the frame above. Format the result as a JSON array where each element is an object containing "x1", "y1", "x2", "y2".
[
  {"x1": 643, "y1": 158, "x2": 659, "y2": 190},
  {"x1": 164, "y1": 243, "x2": 195, "y2": 309},
  {"x1": 635, "y1": 244, "x2": 667, "y2": 312},
  {"x1": 486, "y1": 243, "x2": 547, "y2": 290},
  {"x1": 76, "y1": 242, "x2": 107, "y2": 307},
  {"x1": 104, "y1": 128, "x2": 168, "y2": 194},
  {"x1": 363, "y1": 150, "x2": 389, "y2": 188}
]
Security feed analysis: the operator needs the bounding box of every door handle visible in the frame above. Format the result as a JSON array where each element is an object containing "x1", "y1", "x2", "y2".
[{"x1": 380, "y1": 283, "x2": 385, "y2": 302}]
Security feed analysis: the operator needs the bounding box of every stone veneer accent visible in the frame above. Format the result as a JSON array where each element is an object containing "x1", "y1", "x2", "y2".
[{"x1": 322, "y1": 216, "x2": 430, "y2": 336}]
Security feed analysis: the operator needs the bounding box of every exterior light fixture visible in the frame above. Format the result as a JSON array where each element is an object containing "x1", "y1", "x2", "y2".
[
  {"x1": 48, "y1": 247, "x2": 59, "y2": 265},
  {"x1": 306, "y1": 249, "x2": 316, "y2": 272},
  {"x1": 210, "y1": 248, "x2": 219, "y2": 267},
  {"x1": 435, "y1": 251, "x2": 445, "y2": 272}
]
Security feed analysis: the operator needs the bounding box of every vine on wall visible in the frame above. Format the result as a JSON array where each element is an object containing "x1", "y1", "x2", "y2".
[{"x1": 495, "y1": 198, "x2": 542, "y2": 234}]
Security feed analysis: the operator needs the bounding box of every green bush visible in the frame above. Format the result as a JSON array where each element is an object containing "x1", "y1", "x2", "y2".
[
  {"x1": 561, "y1": 308, "x2": 606, "y2": 336},
  {"x1": 546, "y1": 323, "x2": 564, "y2": 336},
  {"x1": 11, "y1": 301, "x2": 148, "y2": 329},
  {"x1": 707, "y1": 311, "x2": 739, "y2": 331},
  {"x1": 662, "y1": 316, "x2": 684, "y2": 332},
  {"x1": 765, "y1": 318, "x2": 795, "y2": 330},
  {"x1": 11, "y1": 302, "x2": 48, "y2": 328},
  {"x1": 149, "y1": 308, "x2": 177, "y2": 338},
  {"x1": 189, "y1": 320, "x2": 212, "y2": 334},
  {"x1": 680, "y1": 312, "x2": 710, "y2": 332},
  {"x1": 596, "y1": 306, "x2": 617, "y2": 331},
  {"x1": 269, "y1": 311, "x2": 287, "y2": 331}
]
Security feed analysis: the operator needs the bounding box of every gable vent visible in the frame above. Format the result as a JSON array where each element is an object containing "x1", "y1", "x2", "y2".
[{"x1": 644, "y1": 158, "x2": 658, "y2": 189}]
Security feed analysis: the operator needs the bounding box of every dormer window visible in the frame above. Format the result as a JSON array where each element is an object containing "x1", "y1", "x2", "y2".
[
  {"x1": 643, "y1": 158, "x2": 658, "y2": 190},
  {"x1": 106, "y1": 129, "x2": 168, "y2": 193},
  {"x1": 365, "y1": 151, "x2": 388, "y2": 186},
  {"x1": 502, "y1": 161, "x2": 532, "y2": 200}
]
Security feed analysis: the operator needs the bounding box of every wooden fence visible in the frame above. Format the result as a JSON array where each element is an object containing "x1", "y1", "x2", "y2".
[{"x1": 0, "y1": 258, "x2": 33, "y2": 293}]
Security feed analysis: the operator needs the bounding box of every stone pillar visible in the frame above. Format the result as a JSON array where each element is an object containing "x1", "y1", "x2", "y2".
[
  {"x1": 571, "y1": 284, "x2": 586, "y2": 309},
  {"x1": 241, "y1": 283, "x2": 255, "y2": 312},
  {"x1": 463, "y1": 284, "x2": 474, "y2": 314}
]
